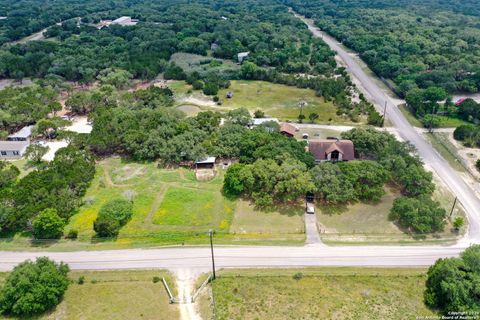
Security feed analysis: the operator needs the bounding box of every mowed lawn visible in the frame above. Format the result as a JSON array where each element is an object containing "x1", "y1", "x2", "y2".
[
  {"x1": 207, "y1": 268, "x2": 436, "y2": 320},
  {"x1": 0, "y1": 270, "x2": 179, "y2": 320},
  {"x1": 171, "y1": 80, "x2": 358, "y2": 123}
]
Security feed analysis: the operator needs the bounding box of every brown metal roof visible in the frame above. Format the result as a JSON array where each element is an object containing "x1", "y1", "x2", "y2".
[
  {"x1": 279, "y1": 123, "x2": 297, "y2": 137},
  {"x1": 308, "y1": 139, "x2": 355, "y2": 161}
]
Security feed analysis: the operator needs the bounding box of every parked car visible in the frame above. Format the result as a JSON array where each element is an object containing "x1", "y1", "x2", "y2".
[{"x1": 306, "y1": 203, "x2": 315, "y2": 214}]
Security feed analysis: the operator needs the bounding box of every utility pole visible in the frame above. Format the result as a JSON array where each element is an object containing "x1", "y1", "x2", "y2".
[
  {"x1": 449, "y1": 197, "x2": 458, "y2": 218},
  {"x1": 209, "y1": 229, "x2": 216, "y2": 280},
  {"x1": 382, "y1": 100, "x2": 387, "y2": 127}
]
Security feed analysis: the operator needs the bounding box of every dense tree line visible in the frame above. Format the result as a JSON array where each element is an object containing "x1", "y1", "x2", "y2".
[
  {"x1": 0, "y1": 0, "x2": 340, "y2": 83},
  {"x1": 0, "y1": 146, "x2": 95, "y2": 236},
  {"x1": 0, "y1": 84, "x2": 60, "y2": 132},
  {"x1": 285, "y1": 0, "x2": 480, "y2": 96}
]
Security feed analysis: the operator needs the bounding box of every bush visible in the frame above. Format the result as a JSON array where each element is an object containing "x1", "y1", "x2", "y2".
[
  {"x1": 213, "y1": 95, "x2": 220, "y2": 102},
  {"x1": 453, "y1": 124, "x2": 477, "y2": 141},
  {"x1": 476, "y1": 159, "x2": 480, "y2": 172},
  {"x1": 453, "y1": 216, "x2": 464, "y2": 230},
  {"x1": 66, "y1": 229, "x2": 78, "y2": 239},
  {"x1": 293, "y1": 272, "x2": 303, "y2": 280},
  {"x1": 0, "y1": 257, "x2": 69, "y2": 316},
  {"x1": 203, "y1": 81, "x2": 219, "y2": 96},
  {"x1": 192, "y1": 80, "x2": 204, "y2": 90},
  {"x1": 152, "y1": 276, "x2": 161, "y2": 283},
  {"x1": 93, "y1": 199, "x2": 133, "y2": 237},
  {"x1": 32, "y1": 208, "x2": 65, "y2": 239},
  {"x1": 389, "y1": 196, "x2": 446, "y2": 234},
  {"x1": 77, "y1": 276, "x2": 85, "y2": 285},
  {"x1": 254, "y1": 110, "x2": 265, "y2": 118}
]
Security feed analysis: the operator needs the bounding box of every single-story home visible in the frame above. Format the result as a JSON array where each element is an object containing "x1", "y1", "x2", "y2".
[
  {"x1": 0, "y1": 141, "x2": 29, "y2": 159},
  {"x1": 279, "y1": 123, "x2": 298, "y2": 137},
  {"x1": 8, "y1": 125, "x2": 33, "y2": 142},
  {"x1": 309, "y1": 139, "x2": 355, "y2": 163}
]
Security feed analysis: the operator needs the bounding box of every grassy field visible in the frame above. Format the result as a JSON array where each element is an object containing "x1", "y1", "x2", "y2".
[
  {"x1": 170, "y1": 52, "x2": 240, "y2": 74},
  {"x1": 318, "y1": 184, "x2": 463, "y2": 245},
  {"x1": 0, "y1": 270, "x2": 179, "y2": 320},
  {"x1": 205, "y1": 268, "x2": 436, "y2": 320},
  {"x1": 170, "y1": 80, "x2": 362, "y2": 124},
  {"x1": 424, "y1": 132, "x2": 467, "y2": 173},
  {"x1": 0, "y1": 158, "x2": 305, "y2": 251},
  {"x1": 398, "y1": 104, "x2": 469, "y2": 128}
]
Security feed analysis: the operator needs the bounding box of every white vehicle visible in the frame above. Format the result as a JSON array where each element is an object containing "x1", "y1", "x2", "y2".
[{"x1": 306, "y1": 203, "x2": 315, "y2": 214}]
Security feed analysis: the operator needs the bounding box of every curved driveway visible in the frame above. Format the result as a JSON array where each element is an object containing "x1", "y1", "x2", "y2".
[{"x1": 0, "y1": 14, "x2": 479, "y2": 272}]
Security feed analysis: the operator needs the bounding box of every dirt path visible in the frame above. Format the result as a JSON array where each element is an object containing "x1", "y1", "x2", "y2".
[{"x1": 144, "y1": 185, "x2": 168, "y2": 224}]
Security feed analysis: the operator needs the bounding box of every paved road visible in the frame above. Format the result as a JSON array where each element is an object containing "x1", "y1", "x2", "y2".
[
  {"x1": 296, "y1": 13, "x2": 480, "y2": 244},
  {"x1": 1, "y1": 13, "x2": 479, "y2": 272},
  {"x1": 0, "y1": 245, "x2": 465, "y2": 271}
]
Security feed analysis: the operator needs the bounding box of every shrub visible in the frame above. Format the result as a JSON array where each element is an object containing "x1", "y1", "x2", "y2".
[
  {"x1": 66, "y1": 229, "x2": 78, "y2": 239},
  {"x1": 476, "y1": 159, "x2": 480, "y2": 172},
  {"x1": 192, "y1": 80, "x2": 204, "y2": 90},
  {"x1": 213, "y1": 95, "x2": 220, "y2": 102},
  {"x1": 203, "y1": 81, "x2": 219, "y2": 96},
  {"x1": 254, "y1": 110, "x2": 265, "y2": 118},
  {"x1": 152, "y1": 276, "x2": 161, "y2": 283},
  {"x1": 77, "y1": 276, "x2": 85, "y2": 285},
  {"x1": 0, "y1": 257, "x2": 69, "y2": 316},
  {"x1": 293, "y1": 272, "x2": 303, "y2": 280},
  {"x1": 32, "y1": 208, "x2": 65, "y2": 239},
  {"x1": 453, "y1": 124, "x2": 477, "y2": 141},
  {"x1": 453, "y1": 217, "x2": 464, "y2": 230},
  {"x1": 93, "y1": 199, "x2": 133, "y2": 237}
]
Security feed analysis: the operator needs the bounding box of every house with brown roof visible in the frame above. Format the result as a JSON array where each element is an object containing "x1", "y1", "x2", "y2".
[
  {"x1": 279, "y1": 123, "x2": 298, "y2": 137},
  {"x1": 308, "y1": 139, "x2": 355, "y2": 163}
]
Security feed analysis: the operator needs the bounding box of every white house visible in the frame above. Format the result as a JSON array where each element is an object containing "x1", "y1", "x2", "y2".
[
  {"x1": 8, "y1": 125, "x2": 33, "y2": 142},
  {"x1": 0, "y1": 141, "x2": 29, "y2": 159},
  {"x1": 237, "y1": 51, "x2": 250, "y2": 63}
]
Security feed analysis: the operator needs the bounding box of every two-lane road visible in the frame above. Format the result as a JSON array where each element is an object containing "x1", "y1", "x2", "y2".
[
  {"x1": 296, "y1": 13, "x2": 480, "y2": 243},
  {"x1": 0, "y1": 13, "x2": 479, "y2": 272}
]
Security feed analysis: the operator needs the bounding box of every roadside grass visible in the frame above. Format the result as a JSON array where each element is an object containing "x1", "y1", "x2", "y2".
[
  {"x1": 0, "y1": 270, "x2": 179, "y2": 320},
  {"x1": 424, "y1": 132, "x2": 467, "y2": 173},
  {"x1": 230, "y1": 200, "x2": 304, "y2": 234},
  {"x1": 319, "y1": 185, "x2": 463, "y2": 245},
  {"x1": 170, "y1": 80, "x2": 362, "y2": 124},
  {"x1": 398, "y1": 104, "x2": 469, "y2": 128},
  {"x1": 207, "y1": 267, "x2": 436, "y2": 320}
]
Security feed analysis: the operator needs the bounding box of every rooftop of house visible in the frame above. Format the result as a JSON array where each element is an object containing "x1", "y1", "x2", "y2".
[
  {"x1": 279, "y1": 122, "x2": 298, "y2": 136},
  {"x1": 8, "y1": 125, "x2": 33, "y2": 139},
  {"x1": 308, "y1": 139, "x2": 355, "y2": 161},
  {"x1": 0, "y1": 140, "x2": 29, "y2": 151}
]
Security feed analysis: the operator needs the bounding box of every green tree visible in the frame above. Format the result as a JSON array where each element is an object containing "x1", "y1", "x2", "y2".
[
  {"x1": 0, "y1": 161, "x2": 20, "y2": 189},
  {"x1": 225, "y1": 108, "x2": 251, "y2": 126},
  {"x1": 203, "y1": 81, "x2": 219, "y2": 96},
  {"x1": 93, "y1": 199, "x2": 133, "y2": 237},
  {"x1": 389, "y1": 196, "x2": 446, "y2": 234},
  {"x1": 24, "y1": 144, "x2": 48, "y2": 166},
  {"x1": 425, "y1": 245, "x2": 480, "y2": 314},
  {"x1": 223, "y1": 164, "x2": 246, "y2": 197},
  {"x1": 453, "y1": 216, "x2": 464, "y2": 231},
  {"x1": 32, "y1": 208, "x2": 65, "y2": 239},
  {"x1": 308, "y1": 113, "x2": 319, "y2": 123},
  {"x1": 310, "y1": 162, "x2": 355, "y2": 203},
  {"x1": 97, "y1": 68, "x2": 133, "y2": 89},
  {"x1": 0, "y1": 257, "x2": 69, "y2": 316}
]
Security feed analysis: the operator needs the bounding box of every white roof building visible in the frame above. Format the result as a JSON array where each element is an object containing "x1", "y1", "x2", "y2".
[
  {"x1": 237, "y1": 51, "x2": 250, "y2": 63},
  {"x1": 8, "y1": 125, "x2": 33, "y2": 141},
  {"x1": 251, "y1": 118, "x2": 279, "y2": 126},
  {"x1": 0, "y1": 141, "x2": 29, "y2": 159},
  {"x1": 111, "y1": 16, "x2": 139, "y2": 26}
]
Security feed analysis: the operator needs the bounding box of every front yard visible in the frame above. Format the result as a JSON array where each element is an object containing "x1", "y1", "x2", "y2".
[{"x1": 201, "y1": 268, "x2": 436, "y2": 320}]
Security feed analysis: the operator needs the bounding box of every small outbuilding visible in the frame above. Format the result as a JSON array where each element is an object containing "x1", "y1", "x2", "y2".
[
  {"x1": 195, "y1": 156, "x2": 216, "y2": 169},
  {"x1": 309, "y1": 139, "x2": 355, "y2": 163},
  {"x1": 279, "y1": 123, "x2": 298, "y2": 138}
]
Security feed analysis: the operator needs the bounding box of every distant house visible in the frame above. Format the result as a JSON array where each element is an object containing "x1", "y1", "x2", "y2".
[
  {"x1": 237, "y1": 51, "x2": 250, "y2": 63},
  {"x1": 111, "y1": 16, "x2": 139, "y2": 26},
  {"x1": 0, "y1": 141, "x2": 29, "y2": 159},
  {"x1": 309, "y1": 139, "x2": 355, "y2": 163},
  {"x1": 279, "y1": 123, "x2": 298, "y2": 137},
  {"x1": 249, "y1": 118, "x2": 279, "y2": 128},
  {"x1": 8, "y1": 125, "x2": 33, "y2": 142}
]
